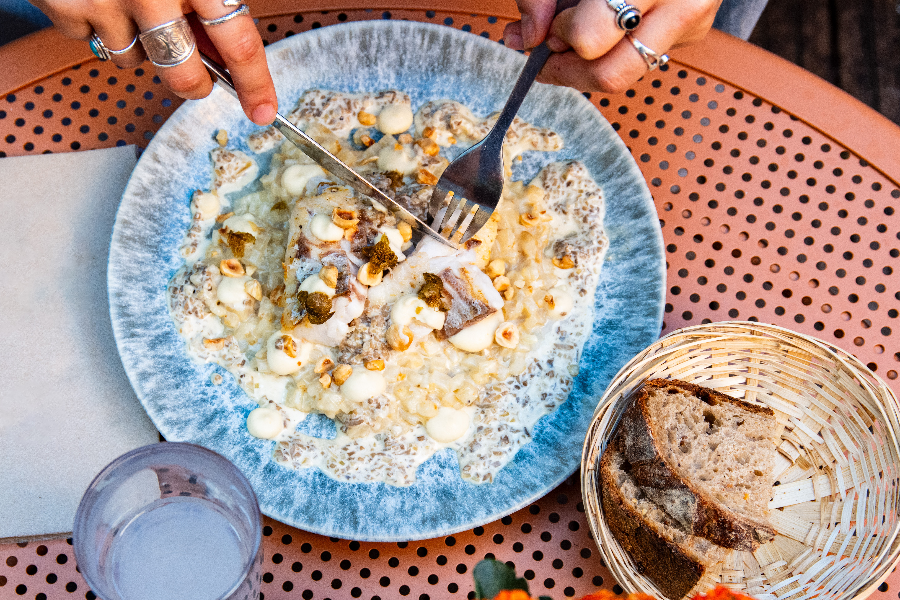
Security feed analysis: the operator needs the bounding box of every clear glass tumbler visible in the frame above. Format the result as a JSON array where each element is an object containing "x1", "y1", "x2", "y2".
[{"x1": 73, "y1": 443, "x2": 262, "y2": 600}]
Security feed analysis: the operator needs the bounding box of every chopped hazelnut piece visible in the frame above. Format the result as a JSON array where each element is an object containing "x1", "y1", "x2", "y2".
[
  {"x1": 552, "y1": 255, "x2": 575, "y2": 269},
  {"x1": 357, "y1": 111, "x2": 376, "y2": 126},
  {"x1": 387, "y1": 323, "x2": 413, "y2": 351},
  {"x1": 397, "y1": 133, "x2": 414, "y2": 144},
  {"x1": 492, "y1": 275, "x2": 511, "y2": 292},
  {"x1": 244, "y1": 279, "x2": 263, "y2": 300},
  {"x1": 397, "y1": 221, "x2": 413, "y2": 243},
  {"x1": 421, "y1": 126, "x2": 435, "y2": 139},
  {"x1": 204, "y1": 338, "x2": 226, "y2": 350},
  {"x1": 365, "y1": 359, "x2": 386, "y2": 371},
  {"x1": 485, "y1": 259, "x2": 506, "y2": 278},
  {"x1": 332, "y1": 207, "x2": 359, "y2": 229},
  {"x1": 332, "y1": 364, "x2": 352, "y2": 386},
  {"x1": 315, "y1": 357, "x2": 335, "y2": 374},
  {"x1": 494, "y1": 322, "x2": 520, "y2": 349},
  {"x1": 319, "y1": 373, "x2": 332, "y2": 389},
  {"x1": 415, "y1": 138, "x2": 439, "y2": 156},
  {"x1": 274, "y1": 334, "x2": 297, "y2": 358},
  {"x1": 319, "y1": 264, "x2": 339, "y2": 288},
  {"x1": 220, "y1": 259, "x2": 245, "y2": 277}
]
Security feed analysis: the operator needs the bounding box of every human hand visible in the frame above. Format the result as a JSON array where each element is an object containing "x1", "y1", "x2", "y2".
[
  {"x1": 30, "y1": 0, "x2": 277, "y2": 125},
  {"x1": 503, "y1": 0, "x2": 721, "y2": 92}
]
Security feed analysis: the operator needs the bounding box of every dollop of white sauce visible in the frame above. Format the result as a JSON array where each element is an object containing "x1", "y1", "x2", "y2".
[
  {"x1": 377, "y1": 104, "x2": 414, "y2": 135},
  {"x1": 191, "y1": 190, "x2": 221, "y2": 220},
  {"x1": 391, "y1": 294, "x2": 445, "y2": 330},
  {"x1": 377, "y1": 144, "x2": 418, "y2": 175},
  {"x1": 282, "y1": 164, "x2": 327, "y2": 196},
  {"x1": 265, "y1": 331, "x2": 311, "y2": 376},
  {"x1": 309, "y1": 213, "x2": 344, "y2": 242},
  {"x1": 425, "y1": 407, "x2": 470, "y2": 443},
  {"x1": 380, "y1": 227, "x2": 406, "y2": 262},
  {"x1": 340, "y1": 369, "x2": 386, "y2": 402},
  {"x1": 217, "y1": 275, "x2": 251, "y2": 309},
  {"x1": 246, "y1": 406, "x2": 284, "y2": 439},
  {"x1": 545, "y1": 285, "x2": 574, "y2": 319},
  {"x1": 222, "y1": 213, "x2": 257, "y2": 236},
  {"x1": 298, "y1": 273, "x2": 335, "y2": 297},
  {"x1": 448, "y1": 312, "x2": 503, "y2": 353}
]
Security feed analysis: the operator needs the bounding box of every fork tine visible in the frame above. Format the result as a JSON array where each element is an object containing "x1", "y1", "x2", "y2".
[
  {"x1": 450, "y1": 203, "x2": 479, "y2": 244},
  {"x1": 464, "y1": 207, "x2": 492, "y2": 241},
  {"x1": 438, "y1": 196, "x2": 465, "y2": 237}
]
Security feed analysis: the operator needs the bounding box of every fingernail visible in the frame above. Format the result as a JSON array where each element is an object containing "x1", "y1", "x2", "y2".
[
  {"x1": 251, "y1": 103, "x2": 276, "y2": 125},
  {"x1": 546, "y1": 36, "x2": 568, "y2": 53},
  {"x1": 521, "y1": 13, "x2": 535, "y2": 49},
  {"x1": 505, "y1": 30, "x2": 523, "y2": 50}
]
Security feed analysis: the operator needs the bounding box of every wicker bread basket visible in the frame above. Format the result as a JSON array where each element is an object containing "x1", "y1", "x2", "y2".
[{"x1": 581, "y1": 321, "x2": 900, "y2": 600}]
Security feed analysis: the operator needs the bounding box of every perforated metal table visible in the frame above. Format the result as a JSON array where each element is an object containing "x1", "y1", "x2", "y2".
[{"x1": 1, "y1": 1, "x2": 899, "y2": 599}]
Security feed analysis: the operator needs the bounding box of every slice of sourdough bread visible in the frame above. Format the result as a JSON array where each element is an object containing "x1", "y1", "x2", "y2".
[
  {"x1": 600, "y1": 438, "x2": 726, "y2": 600},
  {"x1": 620, "y1": 379, "x2": 777, "y2": 551}
]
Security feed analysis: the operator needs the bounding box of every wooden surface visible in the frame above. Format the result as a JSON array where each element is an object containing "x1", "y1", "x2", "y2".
[{"x1": 750, "y1": 0, "x2": 900, "y2": 124}]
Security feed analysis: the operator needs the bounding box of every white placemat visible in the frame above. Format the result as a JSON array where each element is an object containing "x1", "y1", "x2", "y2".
[{"x1": 0, "y1": 146, "x2": 160, "y2": 542}]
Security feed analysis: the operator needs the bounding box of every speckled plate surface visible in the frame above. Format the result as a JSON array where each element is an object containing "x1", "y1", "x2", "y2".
[{"x1": 108, "y1": 20, "x2": 664, "y2": 541}]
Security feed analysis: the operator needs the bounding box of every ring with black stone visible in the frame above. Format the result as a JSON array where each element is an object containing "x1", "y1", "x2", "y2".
[{"x1": 605, "y1": 0, "x2": 642, "y2": 31}]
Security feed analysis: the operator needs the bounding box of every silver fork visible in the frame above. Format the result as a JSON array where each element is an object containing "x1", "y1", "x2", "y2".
[{"x1": 427, "y1": 0, "x2": 579, "y2": 245}]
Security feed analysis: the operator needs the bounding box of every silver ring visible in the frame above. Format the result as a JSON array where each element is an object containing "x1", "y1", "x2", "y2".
[
  {"x1": 89, "y1": 33, "x2": 111, "y2": 61},
  {"x1": 109, "y1": 35, "x2": 139, "y2": 56},
  {"x1": 627, "y1": 33, "x2": 669, "y2": 71},
  {"x1": 198, "y1": 4, "x2": 251, "y2": 26},
  {"x1": 606, "y1": 0, "x2": 642, "y2": 31},
  {"x1": 139, "y1": 17, "x2": 196, "y2": 68}
]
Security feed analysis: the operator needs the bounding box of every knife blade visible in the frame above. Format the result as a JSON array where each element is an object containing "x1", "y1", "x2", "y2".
[{"x1": 197, "y1": 50, "x2": 455, "y2": 249}]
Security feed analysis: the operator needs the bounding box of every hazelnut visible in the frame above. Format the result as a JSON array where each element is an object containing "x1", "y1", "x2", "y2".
[
  {"x1": 387, "y1": 323, "x2": 413, "y2": 351},
  {"x1": 319, "y1": 264, "x2": 339, "y2": 288},
  {"x1": 358, "y1": 110, "x2": 376, "y2": 126},
  {"x1": 215, "y1": 129, "x2": 229, "y2": 147},
  {"x1": 319, "y1": 373, "x2": 332, "y2": 389},
  {"x1": 332, "y1": 207, "x2": 359, "y2": 229},
  {"x1": 492, "y1": 275, "x2": 511, "y2": 292},
  {"x1": 502, "y1": 287, "x2": 515, "y2": 301},
  {"x1": 244, "y1": 279, "x2": 262, "y2": 300},
  {"x1": 421, "y1": 126, "x2": 435, "y2": 139},
  {"x1": 274, "y1": 334, "x2": 297, "y2": 358},
  {"x1": 397, "y1": 133, "x2": 414, "y2": 145},
  {"x1": 485, "y1": 259, "x2": 506, "y2": 279},
  {"x1": 552, "y1": 255, "x2": 576, "y2": 269},
  {"x1": 332, "y1": 364, "x2": 353, "y2": 386},
  {"x1": 357, "y1": 262, "x2": 384, "y2": 286},
  {"x1": 494, "y1": 322, "x2": 520, "y2": 349},
  {"x1": 269, "y1": 283, "x2": 286, "y2": 307},
  {"x1": 216, "y1": 211, "x2": 234, "y2": 223},
  {"x1": 315, "y1": 357, "x2": 335, "y2": 374},
  {"x1": 203, "y1": 338, "x2": 226, "y2": 350},
  {"x1": 359, "y1": 134, "x2": 375, "y2": 147},
  {"x1": 365, "y1": 359, "x2": 386, "y2": 371},
  {"x1": 220, "y1": 258, "x2": 245, "y2": 277},
  {"x1": 397, "y1": 221, "x2": 413, "y2": 243},
  {"x1": 519, "y1": 211, "x2": 540, "y2": 227},
  {"x1": 415, "y1": 137, "x2": 439, "y2": 156},
  {"x1": 416, "y1": 169, "x2": 438, "y2": 185}
]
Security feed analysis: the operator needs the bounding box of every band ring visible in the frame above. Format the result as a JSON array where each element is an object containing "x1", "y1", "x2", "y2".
[
  {"x1": 627, "y1": 33, "x2": 669, "y2": 71},
  {"x1": 606, "y1": 0, "x2": 642, "y2": 31},
  {"x1": 198, "y1": 4, "x2": 251, "y2": 26},
  {"x1": 139, "y1": 17, "x2": 196, "y2": 68},
  {"x1": 109, "y1": 35, "x2": 139, "y2": 56}
]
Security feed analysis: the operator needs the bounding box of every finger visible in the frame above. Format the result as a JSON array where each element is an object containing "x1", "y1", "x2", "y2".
[
  {"x1": 514, "y1": 0, "x2": 560, "y2": 48},
  {"x1": 192, "y1": 0, "x2": 278, "y2": 125},
  {"x1": 132, "y1": 2, "x2": 213, "y2": 101},
  {"x1": 91, "y1": 7, "x2": 146, "y2": 68},
  {"x1": 538, "y1": 4, "x2": 681, "y2": 93},
  {"x1": 503, "y1": 21, "x2": 524, "y2": 51},
  {"x1": 31, "y1": 0, "x2": 94, "y2": 39},
  {"x1": 548, "y1": 0, "x2": 655, "y2": 61}
]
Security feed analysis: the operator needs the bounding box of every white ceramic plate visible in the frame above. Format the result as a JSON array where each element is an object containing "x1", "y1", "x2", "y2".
[{"x1": 108, "y1": 20, "x2": 665, "y2": 541}]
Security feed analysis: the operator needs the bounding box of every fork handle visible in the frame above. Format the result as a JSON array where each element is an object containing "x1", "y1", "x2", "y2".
[{"x1": 488, "y1": 0, "x2": 581, "y2": 138}]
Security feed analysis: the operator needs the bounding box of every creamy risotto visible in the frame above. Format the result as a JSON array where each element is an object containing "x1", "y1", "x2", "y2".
[{"x1": 168, "y1": 89, "x2": 608, "y2": 485}]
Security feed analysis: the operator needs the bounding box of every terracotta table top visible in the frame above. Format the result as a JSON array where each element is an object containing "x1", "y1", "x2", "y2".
[{"x1": 1, "y1": 1, "x2": 898, "y2": 599}]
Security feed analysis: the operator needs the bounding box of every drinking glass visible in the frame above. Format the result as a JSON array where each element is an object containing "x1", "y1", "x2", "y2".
[{"x1": 73, "y1": 443, "x2": 262, "y2": 600}]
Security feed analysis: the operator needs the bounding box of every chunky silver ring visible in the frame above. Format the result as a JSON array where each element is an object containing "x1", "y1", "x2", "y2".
[
  {"x1": 606, "y1": 0, "x2": 642, "y2": 31},
  {"x1": 139, "y1": 17, "x2": 196, "y2": 68},
  {"x1": 198, "y1": 4, "x2": 251, "y2": 26},
  {"x1": 89, "y1": 33, "x2": 111, "y2": 61},
  {"x1": 627, "y1": 33, "x2": 669, "y2": 71}
]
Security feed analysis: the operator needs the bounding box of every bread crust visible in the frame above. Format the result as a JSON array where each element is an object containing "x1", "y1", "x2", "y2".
[
  {"x1": 620, "y1": 378, "x2": 776, "y2": 552},
  {"x1": 600, "y1": 443, "x2": 705, "y2": 600}
]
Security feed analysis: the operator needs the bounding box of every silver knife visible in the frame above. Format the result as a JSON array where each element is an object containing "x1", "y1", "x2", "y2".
[{"x1": 198, "y1": 51, "x2": 455, "y2": 249}]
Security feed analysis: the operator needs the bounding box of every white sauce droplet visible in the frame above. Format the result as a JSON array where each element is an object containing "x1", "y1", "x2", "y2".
[
  {"x1": 246, "y1": 406, "x2": 284, "y2": 439},
  {"x1": 281, "y1": 164, "x2": 327, "y2": 196},
  {"x1": 425, "y1": 407, "x2": 470, "y2": 443},
  {"x1": 391, "y1": 294, "x2": 445, "y2": 330},
  {"x1": 448, "y1": 312, "x2": 503, "y2": 353},
  {"x1": 377, "y1": 144, "x2": 418, "y2": 175},
  {"x1": 217, "y1": 275, "x2": 251, "y2": 309},
  {"x1": 377, "y1": 104, "x2": 414, "y2": 135},
  {"x1": 265, "y1": 331, "x2": 310, "y2": 376},
  {"x1": 340, "y1": 369, "x2": 386, "y2": 403},
  {"x1": 299, "y1": 273, "x2": 335, "y2": 297},
  {"x1": 191, "y1": 190, "x2": 221, "y2": 220},
  {"x1": 309, "y1": 213, "x2": 344, "y2": 242},
  {"x1": 222, "y1": 213, "x2": 257, "y2": 236}
]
